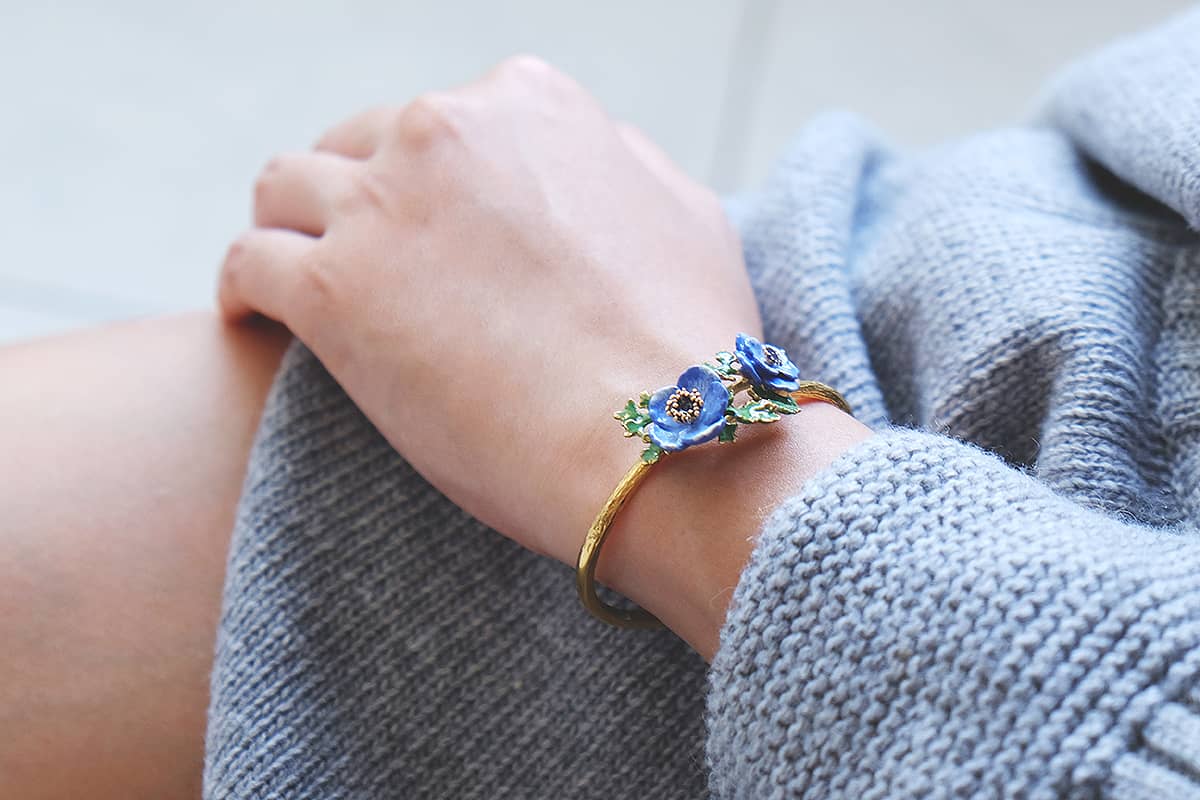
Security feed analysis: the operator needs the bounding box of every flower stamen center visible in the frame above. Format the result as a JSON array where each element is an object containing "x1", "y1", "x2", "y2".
[
  {"x1": 665, "y1": 388, "x2": 704, "y2": 424},
  {"x1": 764, "y1": 346, "x2": 783, "y2": 367}
]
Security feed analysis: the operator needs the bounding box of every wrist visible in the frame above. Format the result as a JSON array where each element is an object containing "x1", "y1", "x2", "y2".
[{"x1": 594, "y1": 401, "x2": 873, "y2": 660}]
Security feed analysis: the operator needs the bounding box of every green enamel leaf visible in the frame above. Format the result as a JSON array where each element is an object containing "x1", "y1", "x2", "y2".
[
  {"x1": 637, "y1": 391, "x2": 652, "y2": 409},
  {"x1": 614, "y1": 399, "x2": 638, "y2": 423},
  {"x1": 708, "y1": 350, "x2": 741, "y2": 380},
  {"x1": 718, "y1": 422, "x2": 738, "y2": 443},
  {"x1": 749, "y1": 386, "x2": 801, "y2": 415},
  {"x1": 732, "y1": 399, "x2": 782, "y2": 424},
  {"x1": 614, "y1": 399, "x2": 651, "y2": 437},
  {"x1": 768, "y1": 394, "x2": 800, "y2": 415},
  {"x1": 640, "y1": 444, "x2": 664, "y2": 464}
]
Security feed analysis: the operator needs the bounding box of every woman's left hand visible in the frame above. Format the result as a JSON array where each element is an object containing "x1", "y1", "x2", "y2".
[
  {"x1": 218, "y1": 57, "x2": 869, "y2": 657},
  {"x1": 218, "y1": 57, "x2": 761, "y2": 623}
]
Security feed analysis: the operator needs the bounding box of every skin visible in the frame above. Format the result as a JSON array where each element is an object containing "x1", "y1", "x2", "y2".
[
  {"x1": 0, "y1": 314, "x2": 289, "y2": 799},
  {"x1": 1, "y1": 56, "x2": 871, "y2": 798}
]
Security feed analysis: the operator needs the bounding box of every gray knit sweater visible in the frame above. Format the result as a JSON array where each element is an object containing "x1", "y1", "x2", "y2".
[{"x1": 205, "y1": 11, "x2": 1200, "y2": 799}]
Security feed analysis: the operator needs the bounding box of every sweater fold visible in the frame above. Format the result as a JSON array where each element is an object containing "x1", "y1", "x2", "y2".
[{"x1": 1041, "y1": 8, "x2": 1200, "y2": 231}]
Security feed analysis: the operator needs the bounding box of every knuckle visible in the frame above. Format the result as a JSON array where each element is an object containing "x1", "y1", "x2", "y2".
[
  {"x1": 313, "y1": 127, "x2": 337, "y2": 152},
  {"x1": 394, "y1": 92, "x2": 460, "y2": 149},
  {"x1": 333, "y1": 167, "x2": 393, "y2": 217},
  {"x1": 495, "y1": 54, "x2": 576, "y2": 97},
  {"x1": 318, "y1": 106, "x2": 399, "y2": 152},
  {"x1": 223, "y1": 231, "x2": 257, "y2": 270},
  {"x1": 294, "y1": 249, "x2": 337, "y2": 311},
  {"x1": 498, "y1": 53, "x2": 556, "y2": 80},
  {"x1": 219, "y1": 233, "x2": 256, "y2": 295},
  {"x1": 252, "y1": 154, "x2": 290, "y2": 206},
  {"x1": 316, "y1": 112, "x2": 361, "y2": 151}
]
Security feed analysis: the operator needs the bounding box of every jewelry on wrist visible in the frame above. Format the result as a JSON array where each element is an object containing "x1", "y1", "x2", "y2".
[{"x1": 575, "y1": 333, "x2": 852, "y2": 629}]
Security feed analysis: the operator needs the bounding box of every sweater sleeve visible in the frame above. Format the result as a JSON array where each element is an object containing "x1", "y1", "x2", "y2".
[{"x1": 707, "y1": 427, "x2": 1200, "y2": 799}]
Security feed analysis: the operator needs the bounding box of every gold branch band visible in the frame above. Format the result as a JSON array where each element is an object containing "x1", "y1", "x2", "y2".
[{"x1": 576, "y1": 334, "x2": 852, "y2": 629}]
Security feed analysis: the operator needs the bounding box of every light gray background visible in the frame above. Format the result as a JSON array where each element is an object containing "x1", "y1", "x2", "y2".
[{"x1": 0, "y1": 1, "x2": 1192, "y2": 342}]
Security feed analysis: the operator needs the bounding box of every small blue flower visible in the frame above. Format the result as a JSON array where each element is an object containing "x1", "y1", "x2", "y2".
[
  {"x1": 735, "y1": 332, "x2": 801, "y2": 393},
  {"x1": 645, "y1": 365, "x2": 730, "y2": 452}
]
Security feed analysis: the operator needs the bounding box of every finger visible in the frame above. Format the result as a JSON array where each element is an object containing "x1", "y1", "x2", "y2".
[
  {"x1": 218, "y1": 228, "x2": 320, "y2": 326},
  {"x1": 315, "y1": 106, "x2": 401, "y2": 159},
  {"x1": 253, "y1": 151, "x2": 361, "y2": 236}
]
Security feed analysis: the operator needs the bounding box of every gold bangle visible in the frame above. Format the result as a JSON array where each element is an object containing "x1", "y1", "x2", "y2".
[{"x1": 575, "y1": 333, "x2": 852, "y2": 629}]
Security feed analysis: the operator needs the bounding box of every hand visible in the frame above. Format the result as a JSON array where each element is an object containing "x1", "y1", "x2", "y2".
[
  {"x1": 219, "y1": 59, "x2": 759, "y2": 584},
  {"x1": 218, "y1": 57, "x2": 870, "y2": 657}
]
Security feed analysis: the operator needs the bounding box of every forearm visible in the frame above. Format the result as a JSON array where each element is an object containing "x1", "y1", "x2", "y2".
[{"x1": 594, "y1": 401, "x2": 873, "y2": 660}]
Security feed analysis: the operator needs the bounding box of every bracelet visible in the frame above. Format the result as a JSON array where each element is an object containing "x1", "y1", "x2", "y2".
[{"x1": 575, "y1": 333, "x2": 852, "y2": 629}]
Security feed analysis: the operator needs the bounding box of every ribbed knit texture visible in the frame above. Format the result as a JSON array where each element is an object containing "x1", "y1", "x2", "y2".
[{"x1": 206, "y1": 10, "x2": 1200, "y2": 799}]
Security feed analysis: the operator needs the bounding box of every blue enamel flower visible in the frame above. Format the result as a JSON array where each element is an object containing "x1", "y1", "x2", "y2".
[
  {"x1": 645, "y1": 366, "x2": 730, "y2": 452},
  {"x1": 735, "y1": 332, "x2": 801, "y2": 393}
]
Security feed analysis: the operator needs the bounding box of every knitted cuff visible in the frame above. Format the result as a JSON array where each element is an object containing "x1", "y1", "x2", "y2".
[{"x1": 706, "y1": 427, "x2": 1200, "y2": 799}]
